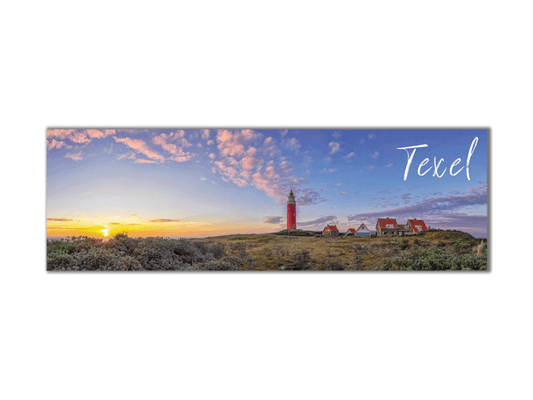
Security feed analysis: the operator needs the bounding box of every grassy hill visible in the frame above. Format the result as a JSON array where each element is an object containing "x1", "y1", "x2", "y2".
[{"x1": 199, "y1": 230, "x2": 487, "y2": 271}]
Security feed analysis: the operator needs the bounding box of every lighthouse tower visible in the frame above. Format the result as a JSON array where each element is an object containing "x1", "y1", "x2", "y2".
[{"x1": 287, "y1": 190, "x2": 297, "y2": 230}]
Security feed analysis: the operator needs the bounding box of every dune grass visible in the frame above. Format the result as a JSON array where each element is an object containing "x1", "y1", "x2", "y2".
[{"x1": 46, "y1": 230, "x2": 487, "y2": 271}]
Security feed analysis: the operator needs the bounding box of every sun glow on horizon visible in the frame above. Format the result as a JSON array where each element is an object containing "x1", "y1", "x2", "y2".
[{"x1": 46, "y1": 215, "x2": 276, "y2": 239}]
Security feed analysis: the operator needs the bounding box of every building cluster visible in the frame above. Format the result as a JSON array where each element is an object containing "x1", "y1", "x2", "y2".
[
  {"x1": 322, "y1": 218, "x2": 429, "y2": 237},
  {"x1": 286, "y1": 190, "x2": 429, "y2": 237}
]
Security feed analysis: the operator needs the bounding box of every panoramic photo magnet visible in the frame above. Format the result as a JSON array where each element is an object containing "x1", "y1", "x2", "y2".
[{"x1": 46, "y1": 128, "x2": 488, "y2": 271}]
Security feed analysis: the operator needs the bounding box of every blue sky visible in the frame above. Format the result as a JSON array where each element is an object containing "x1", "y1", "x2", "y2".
[{"x1": 47, "y1": 128, "x2": 488, "y2": 237}]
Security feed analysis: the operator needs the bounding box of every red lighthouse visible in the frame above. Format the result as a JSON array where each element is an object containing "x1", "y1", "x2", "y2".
[{"x1": 287, "y1": 190, "x2": 296, "y2": 230}]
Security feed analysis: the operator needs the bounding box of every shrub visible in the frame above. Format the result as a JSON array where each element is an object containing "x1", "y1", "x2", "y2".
[
  {"x1": 47, "y1": 253, "x2": 77, "y2": 270},
  {"x1": 452, "y1": 241, "x2": 473, "y2": 255},
  {"x1": 286, "y1": 250, "x2": 312, "y2": 270},
  {"x1": 47, "y1": 241, "x2": 76, "y2": 256},
  {"x1": 481, "y1": 243, "x2": 488, "y2": 258},
  {"x1": 207, "y1": 243, "x2": 225, "y2": 259},
  {"x1": 230, "y1": 242, "x2": 248, "y2": 252},
  {"x1": 374, "y1": 246, "x2": 487, "y2": 271},
  {"x1": 47, "y1": 236, "x2": 238, "y2": 271},
  {"x1": 325, "y1": 261, "x2": 344, "y2": 271}
]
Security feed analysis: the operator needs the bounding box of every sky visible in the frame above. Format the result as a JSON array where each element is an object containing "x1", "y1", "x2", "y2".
[{"x1": 46, "y1": 129, "x2": 488, "y2": 238}]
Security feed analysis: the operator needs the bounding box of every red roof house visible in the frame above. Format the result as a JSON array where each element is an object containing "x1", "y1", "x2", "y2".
[
  {"x1": 406, "y1": 219, "x2": 429, "y2": 234},
  {"x1": 323, "y1": 224, "x2": 340, "y2": 237},
  {"x1": 376, "y1": 217, "x2": 399, "y2": 236},
  {"x1": 398, "y1": 224, "x2": 411, "y2": 236}
]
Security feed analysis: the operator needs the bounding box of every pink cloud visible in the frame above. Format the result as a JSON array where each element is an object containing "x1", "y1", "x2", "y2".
[
  {"x1": 114, "y1": 137, "x2": 165, "y2": 163},
  {"x1": 261, "y1": 136, "x2": 279, "y2": 158},
  {"x1": 278, "y1": 159, "x2": 294, "y2": 175},
  {"x1": 151, "y1": 130, "x2": 193, "y2": 162},
  {"x1": 283, "y1": 137, "x2": 300, "y2": 151},
  {"x1": 215, "y1": 161, "x2": 248, "y2": 187},
  {"x1": 240, "y1": 155, "x2": 260, "y2": 171},
  {"x1": 329, "y1": 141, "x2": 341, "y2": 154},
  {"x1": 47, "y1": 129, "x2": 78, "y2": 141},
  {"x1": 252, "y1": 170, "x2": 283, "y2": 199},
  {"x1": 210, "y1": 129, "x2": 325, "y2": 206},
  {"x1": 47, "y1": 129, "x2": 116, "y2": 147},
  {"x1": 216, "y1": 129, "x2": 261, "y2": 158},
  {"x1": 64, "y1": 151, "x2": 84, "y2": 161},
  {"x1": 117, "y1": 151, "x2": 136, "y2": 160},
  {"x1": 86, "y1": 129, "x2": 116, "y2": 139},
  {"x1": 47, "y1": 139, "x2": 72, "y2": 151}
]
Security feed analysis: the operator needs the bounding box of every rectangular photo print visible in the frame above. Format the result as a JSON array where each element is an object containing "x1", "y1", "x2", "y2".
[{"x1": 46, "y1": 128, "x2": 488, "y2": 271}]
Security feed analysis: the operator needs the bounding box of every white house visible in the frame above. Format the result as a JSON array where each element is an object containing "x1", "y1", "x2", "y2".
[{"x1": 355, "y1": 223, "x2": 372, "y2": 237}]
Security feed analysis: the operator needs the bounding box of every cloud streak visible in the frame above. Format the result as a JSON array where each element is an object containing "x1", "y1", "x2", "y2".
[
  {"x1": 47, "y1": 139, "x2": 72, "y2": 151},
  {"x1": 152, "y1": 130, "x2": 193, "y2": 162},
  {"x1": 114, "y1": 137, "x2": 165, "y2": 163},
  {"x1": 47, "y1": 129, "x2": 116, "y2": 148},
  {"x1": 298, "y1": 215, "x2": 338, "y2": 230},
  {"x1": 64, "y1": 151, "x2": 84, "y2": 161},
  {"x1": 264, "y1": 216, "x2": 283, "y2": 224},
  {"x1": 347, "y1": 184, "x2": 487, "y2": 228}
]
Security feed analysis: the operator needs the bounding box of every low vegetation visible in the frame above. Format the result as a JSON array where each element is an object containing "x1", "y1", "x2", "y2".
[
  {"x1": 47, "y1": 229, "x2": 488, "y2": 271},
  {"x1": 47, "y1": 235, "x2": 235, "y2": 271}
]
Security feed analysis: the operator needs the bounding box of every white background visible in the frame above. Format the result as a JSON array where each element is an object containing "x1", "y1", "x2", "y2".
[{"x1": 1, "y1": 1, "x2": 532, "y2": 399}]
